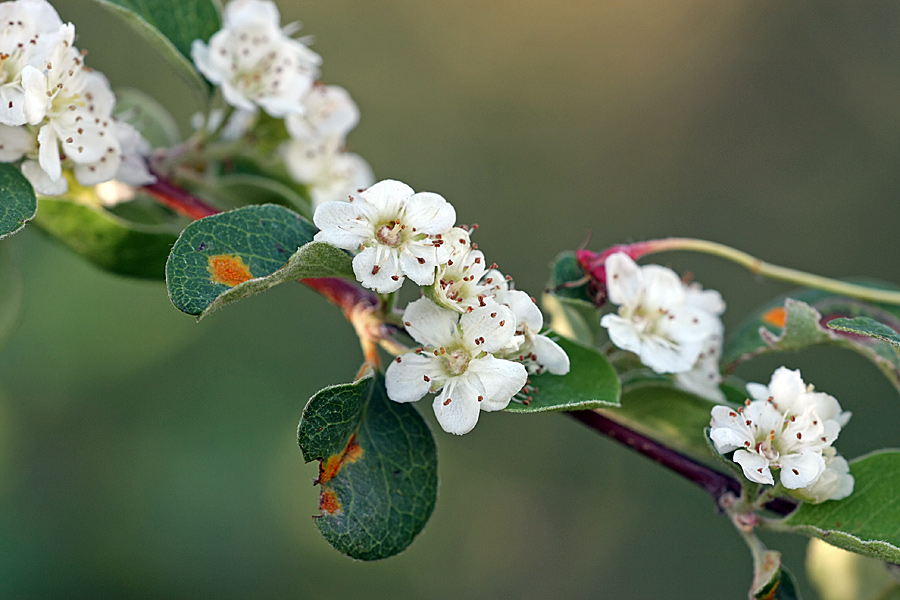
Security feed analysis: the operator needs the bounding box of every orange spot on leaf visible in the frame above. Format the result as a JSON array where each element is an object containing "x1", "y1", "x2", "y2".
[
  {"x1": 318, "y1": 434, "x2": 364, "y2": 485},
  {"x1": 208, "y1": 254, "x2": 253, "y2": 287},
  {"x1": 762, "y1": 306, "x2": 787, "y2": 329},
  {"x1": 319, "y1": 489, "x2": 342, "y2": 514}
]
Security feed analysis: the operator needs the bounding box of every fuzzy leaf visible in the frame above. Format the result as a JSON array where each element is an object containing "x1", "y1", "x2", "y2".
[
  {"x1": 166, "y1": 204, "x2": 325, "y2": 316},
  {"x1": 33, "y1": 198, "x2": 179, "y2": 279},
  {"x1": 827, "y1": 316, "x2": 900, "y2": 348},
  {"x1": 723, "y1": 291, "x2": 900, "y2": 395},
  {"x1": 776, "y1": 450, "x2": 900, "y2": 565},
  {"x1": 197, "y1": 242, "x2": 352, "y2": 319},
  {"x1": 0, "y1": 163, "x2": 36, "y2": 240},
  {"x1": 505, "y1": 337, "x2": 620, "y2": 413},
  {"x1": 297, "y1": 373, "x2": 438, "y2": 561},
  {"x1": 90, "y1": 0, "x2": 221, "y2": 93}
]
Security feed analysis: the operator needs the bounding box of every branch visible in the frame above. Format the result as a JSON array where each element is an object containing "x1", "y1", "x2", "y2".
[
  {"x1": 143, "y1": 174, "x2": 220, "y2": 220},
  {"x1": 566, "y1": 410, "x2": 797, "y2": 516}
]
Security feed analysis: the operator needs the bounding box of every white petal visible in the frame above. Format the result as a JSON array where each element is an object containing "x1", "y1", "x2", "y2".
[
  {"x1": 604, "y1": 252, "x2": 642, "y2": 306},
  {"x1": 21, "y1": 160, "x2": 67, "y2": 196},
  {"x1": 0, "y1": 125, "x2": 33, "y2": 161},
  {"x1": 640, "y1": 264, "x2": 686, "y2": 312},
  {"x1": 385, "y1": 353, "x2": 436, "y2": 403},
  {"x1": 684, "y1": 285, "x2": 726, "y2": 316},
  {"x1": 352, "y1": 246, "x2": 403, "y2": 293},
  {"x1": 733, "y1": 449, "x2": 775, "y2": 485},
  {"x1": 433, "y1": 381, "x2": 480, "y2": 435},
  {"x1": 20, "y1": 65, "x2": 46, "y2": 125},
  {"x1": 360, "y1": 179, "x2": 414, "y2": 215},
  {"x1": 600, "y1": 313, "x2": 642, "y2": 355},
  {"x1": 659, "y1": 303, "x2": 721, "y2": 345},
  {"x1": 36, "y1": 124, "x2": 61, "y2": 182},
  {"x1": 221, "y1": 81, "x2": 257, "y2": 112},
  {"x1": 465, "y1": 355, "x2": 528, "y2": 411},
  {"x1": 401, "y1": 297, "x2": 458, "y2": 348},
  {"x1": 779, "y1": 450, "x2": 826, "y2": 489},
  {"x1": 0, "y1": 84, "x2": 26, "y2": 126},
  {"x1": 639, "y1": 335, "x2": 700, "y2": 374},
  {"x1": 312, "y1": 201, "x2": 369, "y2": 249},
  {"x1": 460, "y1": 301, "x2": 516, "y2": 354},
  {"x1": 403, "y1": 191, "x2": 455, "y2": 235},
  {"x1": 528, "y1": 335, "x2": 570, "y2": 375},
  {"x1": 399, "y1": 242, "x2": 438, "y2": 286},
  {"x1": 746, "y1": 382, "x2": 771, "y2": 403},
  {"x1": 768, "y1": 367, "x2": 806, "y2": 408},
  {"x1": 505, "y1": 290, "x2": 543, "y2": 333}
]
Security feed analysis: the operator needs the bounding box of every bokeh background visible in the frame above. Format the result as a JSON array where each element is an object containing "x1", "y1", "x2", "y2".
[{"x1": 1, "y1": 1, "x2": 899, "y2": 597}]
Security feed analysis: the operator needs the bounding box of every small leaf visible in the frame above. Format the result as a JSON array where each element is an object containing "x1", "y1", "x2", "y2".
[
  {"x1": 298, "y1": 373, "x2": 438, "y2": 561},
  {"x1": 775, "y1": 450, "x2": 900, "y2": 565},
  {"x1": 602, "y1": 380, "x2": 729, "y2": 468},
  {"x1": 33, "y1": 197, "x2": 179, "y2": 279},
  {"x1": 166, "y1": 204, "x2": 322, "y2": 316},
  {"x1": 504, "y1": 336, "x2": 620, "y2": 413},
  {"x1": 0, "y1": 162, "x2": 36, "y2": 240},
  {"x1": 90, "y1": 0, "x2": 221, "y2": 93},
  {"x1": 724, "y1": 293, "x2": 900, "y2": 395},
  {"x1": 827, "y1": 316, "x2": 900, "y2": 348},
  {"x1": 114, "y1": 87, "x2": 182, "y2": 148},
  {"x1": 751, "y1": 548, "x2": 783, "y2": 600},
  {"x1": 198, "y1": 241, "x2": 352, "y2": 319},
  {"x1": 543, "y1": 252, "x2": 602, "y2": 346}
]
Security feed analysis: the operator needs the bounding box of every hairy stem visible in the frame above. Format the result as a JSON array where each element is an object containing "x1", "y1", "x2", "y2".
[
  {"x1": 634, "y1": 237, "x2": 900, "y2": 305},
  {"x1": 567, "y1": 409, "x2": 797, "y2": 516}
]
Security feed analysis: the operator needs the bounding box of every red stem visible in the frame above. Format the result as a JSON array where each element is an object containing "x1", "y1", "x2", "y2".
[{"x1": 144, "y1": 175, "x2": 220, "y2": 220}]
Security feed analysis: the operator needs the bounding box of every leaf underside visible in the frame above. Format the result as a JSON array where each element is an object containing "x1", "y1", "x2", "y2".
[{"x1": 0, "y1": 162, "x2": 37, "y2": 240}]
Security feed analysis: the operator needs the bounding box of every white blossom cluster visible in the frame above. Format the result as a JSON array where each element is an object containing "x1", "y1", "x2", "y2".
[
  {"x1": 0, "y1": 0, "x2": 154, "y2": 195},
  {"x1": 313, "y1": 178, "x2": 570, "y2": 435},
  {"x1": 600, "y1": 252, "x2": 726, "y2": 401},
  {"x1": 192, "y1": 0, "x2": 372, "y2": 209},
  {"x1": 710, "y1": 367, "x2": 854, "y2": 503}
]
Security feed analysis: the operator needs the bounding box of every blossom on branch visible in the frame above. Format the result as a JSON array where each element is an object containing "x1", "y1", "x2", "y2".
[
  {"x1": 386, "y1": 297, "x2": 527, "y2": 435},
  {"x1": 313, "y1": 179, "x2": 455, "y2": 292},
  {"x1": 709, "y1": 367, "x2": 853, "y2": 502},
  {"x1": 191, "y1": 0, "x2": 320, "y2": 117},
  {"x1": 600, "y1": 252, "x2": 724, "y2": 374}
]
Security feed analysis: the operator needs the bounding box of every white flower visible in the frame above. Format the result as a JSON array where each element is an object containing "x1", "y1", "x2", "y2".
[
  {"x1": 313, "y1": 179, "x2": 455, "y2": 293},
  {"x1": 600, "y1": 252, "x2": 725, "y2": 374},
  {"x1": 111, "y1": 121, "x2": 155, "y2": 187},
  {"x1": 709, "y1": 368, "x2": 849, "y2": 493},
  {"x1": 385, "y1": 297, "x2": 527, "y2": 435},
  {"x1": 430, "y1": 228, "x2": 495, "y2": 312},
  {"x1": 485, "y1": 268, "x2": 570, "y2": 376},
  {"x1": 746, "y1": 366, "x2": 851, "y2": 428},
  {"x1": 0, "y1": 0, "x2": 64, "y2": 125},
  {"x1": 285, "y1": 84, "x2": 359, "y2": 143},
  {"x1": 281, "y1": 137, "x2": 373, "y2": 209},
  {"x1": 191, "y1": 0, "x2": 320, "y2": 117}
]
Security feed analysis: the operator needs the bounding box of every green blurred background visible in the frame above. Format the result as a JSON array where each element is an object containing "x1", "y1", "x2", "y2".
[{"x1": 1, "y1": 1, "x2": 899, "y2": 597}]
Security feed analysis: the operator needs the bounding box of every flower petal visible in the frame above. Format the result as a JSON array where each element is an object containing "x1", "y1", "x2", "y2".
[
  {"x1": 359, "y1": 179, "x2": 414, "y2": 216},
  {"x1": 385, "y1": 353, "x2": 436, "y2": 403},
  {"x1": 352, "y1": 246, "x2": 403, "y2": 292},
  {"x1": 403, "y1": 191, "x2": 455, "y2": 235},
  {"x1": 504, "y1": 290, "x2": 543, "y2": 333},
  {"x1": 313, "y1": 200, "x2": 369, "y2": 249},
  {"x1": 402, "y1": 297, "x2": 458, "y2": 348},
  {"x1": 37, "y1": 124, "x2": 61, "y2": 182},
  {"x1": 465, "y1": 354, "x2": 527, "y2": 411},
  {"x1": 604, "y1": 252, "x2": 642, "y2": 306},
  {"x1": 460, "y1": 301, "x2": 516, "y2": 354},
  {"x1": 779, "y1": 450, "x2": 826, "y2": 489},
  {"x1": 433, "y1": 381, "x2": 480, "y2": 435},
  {"x1": 733, "y1": 449, "x2": 775, "y2": 485}
]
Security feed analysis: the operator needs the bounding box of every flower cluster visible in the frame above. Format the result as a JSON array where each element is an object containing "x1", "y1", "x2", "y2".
[
  {"x1": 709, "y1": 367, "x2": 854, "y2": 503},
  {"x1": 0, "y1": 0, "x2": 154, "y2": 196},
  {"x1": 192, "y1": 0, "x2": 372, "y2": 209},
  {"x1": 600, "y1": 252, "x2": 726, "y2": 400},
  {"x1": 314, "y1": 178, "x2": 570, "y2": 434}
]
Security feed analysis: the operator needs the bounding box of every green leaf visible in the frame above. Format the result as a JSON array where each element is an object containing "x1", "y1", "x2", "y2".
[
  {"x1": 504, "y1": 336, "x2": 620, "y2": 413},
  {"x1": 773, "y1": 566, "x2": 803, "y2": 600},
  {"x1": 210, "y1": 173, "x2": 311, "y2": 215},
  {"x1": 114, "y1": 87, "x2": 182, "y2": 148},
  {"x1": 166, "y1": 204, "x2": 327, "y2": 316},
  {"x1": 90, "y1": 0, "x2": 221, "y2": 93},
  {"x1": 0, "y1": 163, "x2": 36, "y2": 240},
  {"x1": 297, "y1": 373, "x2": 438, "y2": 561},
  {"x1": 827, "y1": 316, "x2": 900, "y2": 348},
  {"x1": 197, "y1": 241, "x2": 352, "y2": 319},
  {"x1": 723, "y1": 292, "x2": 900, "y2": 395},
  {"x1": 776, "y1": 450, "x2": 900, "y2": 565},
  {"x1": 602, "y1": 381, "x2": 729, "y2": 468},
  {"x1": 33, "y1": 198, "x2": 179, "y2": 279}
]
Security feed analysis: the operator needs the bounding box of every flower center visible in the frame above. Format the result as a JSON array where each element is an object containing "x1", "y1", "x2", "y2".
[
  {"x1": 376, "y1": 221, "x2": 403, "y2": 247},
  {"x1": 442, "y1": 347, "x2": 470, "y2": 376}
]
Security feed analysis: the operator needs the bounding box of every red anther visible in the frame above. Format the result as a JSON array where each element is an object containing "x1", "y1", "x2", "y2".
[
  {"x1": 395, "y1": 356, "x2": 402, "y2": 363},
  {"x1": 417, "y1": 257, "x2": 426, "y2": 264},
  {"x1": 490, "y1": 312, "x2": 497, "y2": 318},
  {"x1": 424, "y1": 375, "x2": 430, "y2": 382},
  {"x1": 477, "y1": 395, "x2": 483, "y2": 402},
  {"x1": 372, "y1": 265, "x2": 380, "y2": 275},
  {"x1": 443, "y1": 398, "x2": 452, "y2": 406}
]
